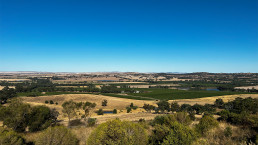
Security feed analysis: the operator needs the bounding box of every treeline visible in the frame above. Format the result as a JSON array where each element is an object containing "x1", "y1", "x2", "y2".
[{"x1": 0, "y1": 98, "x2": 58, "y2": 132}]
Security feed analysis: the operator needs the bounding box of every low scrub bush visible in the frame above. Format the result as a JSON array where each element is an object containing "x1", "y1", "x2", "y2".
[{"x1": 35, "y1": 126, "x2": 79, "y2": 145}]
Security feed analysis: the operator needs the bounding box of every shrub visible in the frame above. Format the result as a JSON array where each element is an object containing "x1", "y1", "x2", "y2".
[
  {"x1": 157, "y1": 100, "x2": 170, "y2": 113},
  {"x1": 151, "y1": 112, "x2": 192, "y2": 126},
  {"x1": 87, "y1": 118, "x2": 97, "y2": 127},
  {"x1": 132, "y1": 106, "x2": 138, "y2": 110},
  {"x1": 55, "y1": 102, "x2": 58, "y2": 105},
  {"x1": 171, "y1": 102, "x2": 180, "y2": 113},
  {"x1": 102, "y1": 99, "x2": 107, "y2": 106},
  {"x1": 214, "y1": 98, "x2": 224, "y2": 108},
  {"x1": 45, "y1": 100, "x2": 49, "y2": 104},
  {"x1": 149, "y1": 122, "x2": 197, "y2": 145},
  {"x1": 113, "y1": 109, "x2": 117, "y2": 114},
  {"x1": 35, "y1": 126, "x2": 79, "y2": 145},
  {"x1": 0, "y1": 127, "x2": 26, "y2": 145},
  {"x1": 28, "y1": 105, "x2": 59, "y2": 132},
  {"x1": 143, "y1": 104, "x2": 155, "y2": 112},
  {"x1": 97, "y1": 109, "x2": 103, "y2": 115},
  {"x1": 126, "y1": 107, "x2": 132, "y2": 113},
  {"x1": 49, "y1": 100, "x2": 54, "y2": 104},
  {"x1": 162, "y1": 122, "x2": 198, "y2": 145},
  {"x1": 87, "y1": 119, "x2": 148, "y2": 145},
  {"x1": 69, "y1": 119, "x2": 85, "y2": 126},
  {"x1": 195, "y1": 115, "x2": 219, "y2": 135},
  {"x1": 224, "y1": 126, "x2": 232, "y2": 137},
  {"x1": 130, "y1": 103, "x2": 134, "y2": 108},
  {"x1": 189, "y1": 110, "x2": 196, "y2": 121}
]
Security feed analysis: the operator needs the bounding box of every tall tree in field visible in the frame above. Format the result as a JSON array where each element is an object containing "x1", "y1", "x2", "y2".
[
  {"x1": 62, "y1": 100, "x2": 77, "y2": 126},
  {"x1": 171, "y1": 102, "x2": 180, "y2": 113},
  {"x1": 82, "y1": 101, "x2": 96, "y2": 124}
]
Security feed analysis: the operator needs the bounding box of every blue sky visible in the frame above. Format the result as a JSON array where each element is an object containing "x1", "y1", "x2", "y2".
[{"x1": 0, "y1": 0, "x2": 257, "y2": 72}]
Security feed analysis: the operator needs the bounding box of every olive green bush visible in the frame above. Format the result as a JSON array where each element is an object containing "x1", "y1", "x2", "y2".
[
  {"x1": 87, "y1": 119, "x2": 148, "y2": 145},
  {"x1": 0, "y1": 127, "x2": 26, "y2": 145}
]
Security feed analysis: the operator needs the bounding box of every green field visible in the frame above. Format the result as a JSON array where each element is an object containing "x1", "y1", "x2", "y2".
[
  {"x1": 17, "y1": 89, "x2": 256, "y2": 101},
  {"x1": 125, "y1": 88, "x2": 255, "y2": 100}
]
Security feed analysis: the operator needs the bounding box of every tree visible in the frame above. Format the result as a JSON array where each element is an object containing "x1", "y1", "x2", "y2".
[
  {"x1": 214, "y1": 98, "x2": 224, "y2": 109},
  {"x1": 87, "y1": 119, "x2": 148, "y2": 145},
  {"x1": 49, "y1": 100, "x2": 54, "y2": 104},
  {"x1": 28, "y1": 106, "x2": 59, "y2": 132},
  {"x1": 0, "y1": 86, "x2": 17, "y2": 104},
  {"x1": 171, "y1": 102, "x2": 180, "y2": 113},
  {"x1": 35, "y1": 126, "x2": 79, "y2": 145},
  {"x1": 195, "y1": 115, "x2": 219, "y2": 135},
  {"x1": 82, "y1": 101, "x2": 96, "y2": 124},
  {"x1": 143, "y1": 104, "x2": 155, "y2": 113},
  {"x1": 97, "y1": 109, "x2": 103, "y2": 115},
  {"x1": 157, "y1": 100, "x2": 170, "y2": 113},
  {"x1": 62, "y1": 100, "x2": 77, "y2": 126},
  {"x1": 130, "y1": 103, "x2": 134, "y2": 108},
  {"x1": 102, "y1": 99, "x2": 107, "y2": 106},
  {"x1": 1, "y1": 98, "x2": 31, "y2": 132},
  {"x1": 126, "y1": 107, "x2": 132, "y2": 113},
  {"x1": 0, "y1": 127, "x2": 26, "y2": 145},
  {"x1": 113, "y1": 109, "x2": 117, "y2": 114},
  {"x1": 192, "y1": 104, "x2": 204, "y2": 115},
  {"x1": 149, "y1": 122, "x2": 197, "y2": 145},
  {"x1": 151, "y1": 113, "x2": 192, "y2": 127}
]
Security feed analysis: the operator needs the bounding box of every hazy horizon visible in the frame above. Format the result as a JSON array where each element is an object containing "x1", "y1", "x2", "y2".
[{"x1": 1, "y1": 0, "x2": 257, "y2": 73}]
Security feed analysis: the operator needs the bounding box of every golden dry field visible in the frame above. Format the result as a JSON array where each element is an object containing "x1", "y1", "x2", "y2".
[{"x1": 21, "y1": 93, "x2": 258, "y2": 125}]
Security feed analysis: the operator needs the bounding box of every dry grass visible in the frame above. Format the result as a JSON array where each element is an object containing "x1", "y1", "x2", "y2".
[
  {"x1": 0, "y1": 79, "x2": 30, "y2": 81},
  {"x1": 0, "y1": 86, "x2": 15, "y2": 90},
  {"x1": 193, "y1": 122, "x2": 254, "y2": 145},
  {"x1": 71, "y1": 126, "x2": 96, "y2": 145},
  {"x1": 235, "y1": 85, "x2": 258, "y2": 90},
  {"x1": 21, "y1": 94, "x2": 258, "y2": 126},
  {"x1": 171, "y1": 94, "x2": 258, "y2": 105}
]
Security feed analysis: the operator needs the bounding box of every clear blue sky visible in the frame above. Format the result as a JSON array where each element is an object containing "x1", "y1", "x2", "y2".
[{"x1": 0, "y1": 0, "x2": 257, "y2": 73}]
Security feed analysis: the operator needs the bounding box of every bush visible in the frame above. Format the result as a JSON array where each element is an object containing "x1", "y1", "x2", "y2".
[
  {"x1": 0, "y1": 127, "x2": 26, "y2": 145},
  {"x1": 49, "y1": 100, "x2": 54, "y2": 104},
  {"x1": 195, "y1": 115, "x2": 219, "y2": 135},
  {"x1": 132, "y1": 106, "x2": 138, "y2": 110},
  {"x1": 35, "y1": 126, "x2": 79, "y2": 145},
  {"x1": 45, "y1": 100, "x2": 49, "y2": 104},
  {"x1": 28, "y1": 105, "x2": 59, "y2": 132},
  {"x1": 149, "y1": 122, "x2": 197, "y2": 145},
  {"x1": 157, "y1": 100, "x2": 170, "y2": 113},
  {"x1": 55, "y1": 102, "x2": 58, "y2": 105},
  {"x1": 224, "y1": 126, "x2": 232, "y2": 137},
  {"x1": 151, "y1": 112, "x2": 192, "y2": 126},
  {"x1": 113, "y1": 109, "x2": 117, "y2": 114},
  {"x1": 214, "y1": 98, "x2": 224, "y2": 108},
  {"x1": 69, "y1": 119, "x2": 85, "y2": 126},
  {"x1": 97, "y1": 109, "x2": 103, "y2": 115},
  {"x1": 87, "y1": 118, "x2": 97, "y2": 127},
  {"x1": 171, "y1": 102, "x2": 180, "y2": 113},
  {"x1": 102, "y1": 99, "x2": 107, "y2": 106},
  {"x1": 87, "y1": 119, "x2": 148, "y2": 145},
  {"x1": 126, "y1": 107, "x2": 132, "y2": 113}
]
